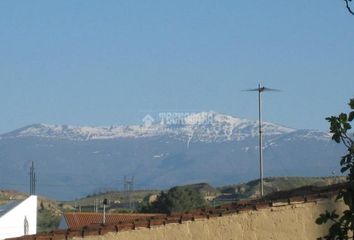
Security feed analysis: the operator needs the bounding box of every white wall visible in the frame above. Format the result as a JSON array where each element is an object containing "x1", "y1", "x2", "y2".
[{"x1": 0, "y1": 195, "x2": 37, "y2": 240}]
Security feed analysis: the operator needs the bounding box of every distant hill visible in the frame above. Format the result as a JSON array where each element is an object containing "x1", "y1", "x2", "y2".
[
  {"x1": 217, "y1": 176, "x2": 346, "y2": 200},
  {"x1": 65, "y1": 176, "x2": 346, "y2": 210},
  {"x1": 0, "y1": 189, "x2": 28, "y2": 202},
  {"x1": 65, "y1": 189, "x2": 161, "y2": 211},
  {"x1": 176, "y1": 183, "x2": 219, "y2": 195},
  {"x1": 0, "y1": 112, "x2": 344, "y2": 199}
]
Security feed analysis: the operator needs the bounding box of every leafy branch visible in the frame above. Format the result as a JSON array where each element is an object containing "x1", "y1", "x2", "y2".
[
  {"x1": 344, "y1": 0, "x2": 354, "y2": 15},
  {"x1": 316, "y1": 98, "x2": 354, "y2": 239}
]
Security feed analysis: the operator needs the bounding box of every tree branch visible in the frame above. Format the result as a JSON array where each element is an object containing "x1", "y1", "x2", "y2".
[
  {"x1": 340, "y1": 136, "x2": 351, "y2": 149},
  {"x1": 343, "y1": 132, "x2": 354, "y2": 145},
  {"x1": 344, "y1": 0, "x2": 354, "y2": 15}
]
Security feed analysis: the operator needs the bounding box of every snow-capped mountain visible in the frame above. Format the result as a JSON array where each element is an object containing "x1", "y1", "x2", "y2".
[
  {"x1": 0, "y1": 112, "x2": 342, "y2": 200},
  {"x1": 2, "y1": 112, "x2": 296, "y2": 142}
]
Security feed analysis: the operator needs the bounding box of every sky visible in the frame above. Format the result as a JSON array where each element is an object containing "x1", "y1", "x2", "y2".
[{"x1": 0, "y1": 0, "x2": 353, "y2": 134}]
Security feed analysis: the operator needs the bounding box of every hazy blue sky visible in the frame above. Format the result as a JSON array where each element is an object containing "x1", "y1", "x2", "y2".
[{"x1": 0, "y1": 0, "x2": 353, "y2": 133}]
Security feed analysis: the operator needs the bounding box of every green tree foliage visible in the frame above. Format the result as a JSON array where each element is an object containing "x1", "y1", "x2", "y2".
[
  {"x1": 316, "y1": 98, "x2": 354, "y2": 239},
  {"x1": 37, "y1": 209, "x2": 61, "y2": 233},
  {"x1": 139, "y1": 186, "x2": 206, "y2": 214}
]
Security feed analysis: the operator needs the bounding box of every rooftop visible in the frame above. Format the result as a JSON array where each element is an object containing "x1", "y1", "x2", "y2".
[
  {"x1": 6, "y1": 182, "x2": 347, "y2": 240},
  {"x1": 0, "y1": 200, "x2": 21, "y2": 218},
  {"x1": 60, "y1": 212, "x2": 165, "y2": 229}
]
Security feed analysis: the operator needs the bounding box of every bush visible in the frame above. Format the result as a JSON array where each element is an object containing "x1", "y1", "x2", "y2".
[
  {"x1": 139, "y1": 186, "x2": 206, "y2": 214},
  {"x1": 37, "y1": 209, "x2": 61, "y2": 233}
]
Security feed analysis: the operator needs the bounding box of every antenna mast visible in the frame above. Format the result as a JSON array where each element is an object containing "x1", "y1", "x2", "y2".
[
  {"x1": 244, "y1": 84, "x2": 280, "y2": 197},
  {"x1": 258, "y1": 84, "x2": 264, "y2": 197}
]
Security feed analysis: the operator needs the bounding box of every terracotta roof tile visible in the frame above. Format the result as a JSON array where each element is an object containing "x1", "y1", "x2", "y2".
[{"x1": 62, "y1": 212, "x2": 165, "y2": 229}]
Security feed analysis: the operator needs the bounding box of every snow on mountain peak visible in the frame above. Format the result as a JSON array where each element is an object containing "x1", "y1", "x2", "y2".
[
  {"x1": 3, "y1": 123, "x2": 171, "y2": 140},
  {"x1": 1, "y1": 112, "x2": 297, "y2": 142},
  {"x1": 172, "y1": 112, "x2": 296, "y2": 142}
]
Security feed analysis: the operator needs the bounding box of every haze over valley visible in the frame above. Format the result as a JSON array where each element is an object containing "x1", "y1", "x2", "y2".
[{"x1": 0, "y1": 112, "x2": 343, "y2": 200}]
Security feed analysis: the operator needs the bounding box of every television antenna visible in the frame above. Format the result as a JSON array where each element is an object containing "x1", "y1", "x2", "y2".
[{"x1": 243, "y1": 84, "x2": 280, "y2": 197}]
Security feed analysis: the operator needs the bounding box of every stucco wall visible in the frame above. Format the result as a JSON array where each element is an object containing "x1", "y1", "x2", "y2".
[
  {"x1": 0, "y1": 195, "x2": 37, "y2": 240},
  {"x1": 74, "y1": 198, "x2": 347, "y2": 240}
]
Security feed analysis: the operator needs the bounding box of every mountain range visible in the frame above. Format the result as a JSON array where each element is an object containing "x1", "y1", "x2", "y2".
[{"x1": 0, "y1": 112, "x2": 344, "y2": 200}]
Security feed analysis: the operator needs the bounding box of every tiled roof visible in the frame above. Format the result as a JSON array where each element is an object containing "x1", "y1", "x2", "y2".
[{"x1": 62, "y1": 212, "x2": 165, "y2": 229}]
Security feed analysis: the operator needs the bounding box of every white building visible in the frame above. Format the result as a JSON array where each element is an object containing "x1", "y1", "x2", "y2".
[{"x1": 0, "y1": 195, "x2": 37, "y2": 240}]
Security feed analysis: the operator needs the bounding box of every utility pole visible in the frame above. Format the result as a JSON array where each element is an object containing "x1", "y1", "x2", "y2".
[
  {"x1": 33, "y1": 171, "x2": 36, "y2": 195},
  {"x1": 130, "y1": 176, "x2": 134, "y2": 209},
  {"x1": 29, "y1": 161, "x2": 36, "y2": 195},
  {"x1": 102, "y1": 198, "x2": 108, "y2": 225},
  {"x1": 244, "y1": 84, "x2": 279, "y2": 197},
  {"x1": 124, "y1": 176, "x2": 134, "y2": 210},
  {"x1": 94, "y1": 199, "x2": 98, "y2": 212}
]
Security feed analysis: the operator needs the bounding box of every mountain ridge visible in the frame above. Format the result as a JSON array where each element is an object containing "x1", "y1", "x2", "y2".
[
  {"x1": 1, "y1": 112, "x2": 303, "y2": 142},
  {"x1": 0, "y1": 112, "x2": 340, "y2": 200}
]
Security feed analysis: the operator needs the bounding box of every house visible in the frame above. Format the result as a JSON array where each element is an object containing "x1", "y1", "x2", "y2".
[
  {"x1": 59, "y1": 212, "x2": 165, "y2": 229},
  {"x1": 0, "y1": 195, "x2": 37, "y2": 240}
]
